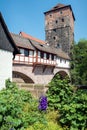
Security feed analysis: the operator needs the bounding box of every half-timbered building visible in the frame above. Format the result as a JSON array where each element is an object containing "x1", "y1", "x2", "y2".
[{"x1": 12, "y1": 32, "x2": 70, "y2": 85}]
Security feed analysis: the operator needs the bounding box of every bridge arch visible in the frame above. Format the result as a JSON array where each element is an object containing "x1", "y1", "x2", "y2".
[
  {"x1": 53, "y1": 70, "x2": 69, "y2": 80},
  {"x1": 12, "y1": 71, "x2": 34, "y2": 83}
]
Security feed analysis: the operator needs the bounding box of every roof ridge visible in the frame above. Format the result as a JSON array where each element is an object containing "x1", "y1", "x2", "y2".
[
  {"x1": 19, "y1": 32, "x2": 45, "y2": 44},
  {"x1": 11, "y1": 32, "x2": 30, "y2": 41}
]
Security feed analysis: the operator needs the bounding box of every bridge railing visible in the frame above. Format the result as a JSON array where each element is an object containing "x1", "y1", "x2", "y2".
[
  {"x1": 37, "y1": 57, "x2": 56, "y2": 66},
  {"x1": 13, "y1": 54, "x2": 36, "y2": 64},
  {"x1": 13, "y1": 54, "x2": 56, "y2": 66}
]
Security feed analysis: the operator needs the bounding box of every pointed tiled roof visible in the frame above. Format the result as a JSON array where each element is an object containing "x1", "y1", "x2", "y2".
[
  {"x1": 19, "y1": 32, "x2": 45, "y2": 44},
  {"x1": 11, "y1": 33, "x2": 35, "y2": 50}
]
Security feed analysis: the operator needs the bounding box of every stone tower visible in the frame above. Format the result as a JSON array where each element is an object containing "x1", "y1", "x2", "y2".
[{"x1": 44, "y1": 3, "x2": 75, "y2": 54}]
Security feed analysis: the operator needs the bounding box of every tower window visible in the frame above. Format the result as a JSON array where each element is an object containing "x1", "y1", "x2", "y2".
[
  {"x1": 50, "y1": 14, "x2": 52, "y2": 17},
  {"x1": 53, "y1": 29, "x2": 56, "y2": 32},
  {"x1": 62, "y1": 18, "x2": 64, "y2": 22},
  {"x1": 55, "y1": 44, "x2": 61, "y2": 48},
  {"x1": 57, "y1": 44, "x2": 60, "y2": 48},
  {"x1": 53, "y1": 36, "x2": 56, "y2": 40},
  {"x1": 60, "y1": 11, "x2": 62, "y2": 14},
  {"x1": 55, "y1": 20, "x2": 58, "y2": 24}
]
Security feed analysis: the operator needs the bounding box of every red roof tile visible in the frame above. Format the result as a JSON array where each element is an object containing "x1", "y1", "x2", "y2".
[{"x1": 19, "y1": 32, "x2": 45, "y2": 44}]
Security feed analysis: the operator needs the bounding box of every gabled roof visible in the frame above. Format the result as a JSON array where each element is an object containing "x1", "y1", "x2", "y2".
[
  {"x1": 19, "y1": 32, "x2": 45, "y2": 44},
  {"x1": 0, "y1": 12, "x2": 19, "y2": 55},
  {"x1": 11, "y1": 33, "x2": 35, "y2": 50},
  {"x1": 30, "y1": 39, "x2": 70, "y2": 60},
  {"x1": 12, "y1": 32, "x2": 70, "y2": 60},
  {"x1": 44, "y1": 3, "x2": 75, "y2": 21}
]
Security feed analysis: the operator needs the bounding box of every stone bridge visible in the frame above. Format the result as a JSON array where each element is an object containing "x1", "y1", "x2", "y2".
[{"x1": 12, "y1": 63, "x2": 70, "y2": 85}]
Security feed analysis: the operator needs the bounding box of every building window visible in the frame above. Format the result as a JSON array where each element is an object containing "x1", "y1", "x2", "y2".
[
  {"x1": 20, "y1": 48, "x2": 29, "y2": 56},
  {"x1": 40, "y1": 52, "x2": 44, "y2": 58},
  {"x1": 29, "y1": 50, "x2": 34, "y2": 56},
  {"x1": 20, "y1": 48, "x2": 24, "y2": 55},
  {"x1": 24, "y1": 49, "x2": 29, "y2": 56},
  {"x1": 51, "y1": 54, "x2": 54, "y2": 60},
  {"x1": 60, "y1": 59, "x2": 62, "y2": 63},
  {"x1": 46, "y1": 53, "x2": 49, "y2": 59},
  {"x1": 65, "y1": 60, "x2": 66, "y2": 63}
]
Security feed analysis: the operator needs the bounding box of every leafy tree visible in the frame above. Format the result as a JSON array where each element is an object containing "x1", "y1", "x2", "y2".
[{"x1": 70, "y1": 39, "x2": 87, "y2": 85}]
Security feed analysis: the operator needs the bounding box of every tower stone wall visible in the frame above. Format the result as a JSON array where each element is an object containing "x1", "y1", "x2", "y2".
[{"x1": 44, "y1": 4, "x2": 75, "y2": 53}]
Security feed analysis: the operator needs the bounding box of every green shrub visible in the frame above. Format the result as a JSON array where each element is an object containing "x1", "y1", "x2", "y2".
[
  {"x1": 0, "y1": 79, "x2": 49, "y2": 129},
  {"x1": 59, "y1": 89, "x2": 87, "y2": 129},
  {"x1": 46, "y1": 74, "x2": 73, "y2": 110},
  {"x1": 5, "y1": 78, "x2": 17, "y2": 89},
  {"x1": 0, "y1": 79, "x2": 33, "y2": 129},
  {"x1": 46, "y1": 74, "x2": 87, "y2": 129}
]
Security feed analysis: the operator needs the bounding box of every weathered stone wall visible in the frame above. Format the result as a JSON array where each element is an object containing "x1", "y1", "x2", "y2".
[
  {"x1": 45, "y1": 6, "x2": 74, "y2": 54},
  {"x1": 18, "y1": 83, "x2": 48, "y2": 98},
  {"x1": 46, "y1": 26, "x2": 73, "y2": 53}
]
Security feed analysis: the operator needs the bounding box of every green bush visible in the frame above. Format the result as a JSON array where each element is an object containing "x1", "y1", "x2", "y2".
[
  {"x1": 46, "y1": 75, "x2": 87, "y2": 129},
  {"x1": 59, "y1": 89, "x2": 87, "y2": 129},
  {"x1": 0, "y1": 79, "x2": 48, "y2": 129},
  {"x1": 46, "y1": 74, "x2": 73, "y2": 110},
  {"x1": 0, "y1": 79, "x2": 32, "y2": 129}
]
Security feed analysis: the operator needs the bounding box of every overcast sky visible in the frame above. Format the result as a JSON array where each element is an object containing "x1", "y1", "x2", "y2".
[{"x1": 0, "y1": 0, "x2": 87, "y2": 43}]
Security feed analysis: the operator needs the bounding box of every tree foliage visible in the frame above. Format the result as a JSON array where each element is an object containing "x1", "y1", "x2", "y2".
[
  {"x1": 59, "y1": 89, "x2": 87, "y2": 130},
  {"x1": 70, "y1": 39, "x2": 87, "y2": 85},
  {"x1": 47, "y1": 75, "x2": 87, "y2": 129}
]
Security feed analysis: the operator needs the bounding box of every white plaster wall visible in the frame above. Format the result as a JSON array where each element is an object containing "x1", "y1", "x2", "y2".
[
  {"x1": 56, "y1": 57, "x2": 70, "y2": 68},
  {"x1": 0, "y1": 49, "x2": 13, "y2": 90}
]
